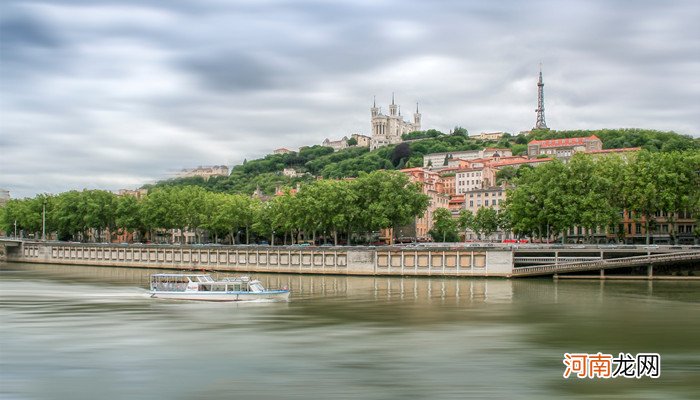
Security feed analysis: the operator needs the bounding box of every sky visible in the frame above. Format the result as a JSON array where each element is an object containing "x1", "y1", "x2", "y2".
[{"x1": 1, "y1": 0, "x2": 699, "y2": 198}]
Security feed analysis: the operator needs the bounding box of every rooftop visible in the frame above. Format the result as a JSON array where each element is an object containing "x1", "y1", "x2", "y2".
[{"x1": 528, "y1": 135, "x2": 600, "y2": 148}]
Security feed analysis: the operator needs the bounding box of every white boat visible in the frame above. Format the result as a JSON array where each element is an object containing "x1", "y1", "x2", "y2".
[{"x1": 150, "y1": 274, "x2": 290, "y2": 301}]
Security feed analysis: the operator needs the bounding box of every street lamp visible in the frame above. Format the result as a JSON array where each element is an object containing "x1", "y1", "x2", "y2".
[{"x1": 42, "y1": 198, "x2": 46, "y2": 241}]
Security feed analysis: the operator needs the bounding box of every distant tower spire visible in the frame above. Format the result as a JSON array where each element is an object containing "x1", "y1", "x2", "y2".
[
  {"x1": 413, "y1": 101, "x2": 421, "y2": 127},
  {"x1": 389, "y1": 92, "x2": 397, "y2": 116},
  {"x1": 392, "y1": 92, "x2": 395, "y2": 105},
  {"x1": 534, "y1": 64, "x2": 548, "y2": 130},
  {"x1": 371, "y1": 95, "x2": 379, "y2": 117}
]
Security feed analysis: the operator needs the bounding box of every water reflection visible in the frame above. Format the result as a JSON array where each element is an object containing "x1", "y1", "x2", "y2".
[{"x1": 1, "y1": 262, "x2": 699, "y2": 400}]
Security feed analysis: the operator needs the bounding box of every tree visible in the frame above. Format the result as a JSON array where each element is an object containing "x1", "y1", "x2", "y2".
[
  {"x1": 354, "y1": 170, "x2": 429, "y2": 243},
  {"x1": 115, "y1": 195, "x2": 145, "y2": 242},
  {"x1": 430, "y1": 208, "x2": 459, "y2": 242},
  {"x1": 452, "y1": 126, "x2": 468, "y2": 136},
  {"x1": 458, "y1": 209, "x2": 475, "y2": 241},
  {"x1": 496, "y1": 166, "x2": 517, "y2": 185},
  {"x1": 390, "y1": 143, "x2": 411, "y2": 167},
  {"x1": 473, "y1": 208, "x2": 500, "y2": 240},
  {"x1": 347, "y1": 137, "x2": 358, "y2": 146}
]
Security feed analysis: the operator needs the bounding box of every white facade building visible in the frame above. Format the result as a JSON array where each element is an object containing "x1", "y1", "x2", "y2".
[
  {"x1": 455, "y1": 168, "x2": 484, "y2": 194},
  {"x1": 370, "y1": 95, "x2": 421, "y2": 150}
]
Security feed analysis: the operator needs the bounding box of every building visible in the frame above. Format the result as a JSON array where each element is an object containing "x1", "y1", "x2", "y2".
[
  {"x1": 351, "y1": 133, "x2": 372, "y2": 148},
  {"x1": 565, "y1": 210, "x2": 697, "y2": 245},
  {"x1": 117, "y1": 188, "x2": 148, "y2": 199},
  {"x1": 423, "y1": 148, "x2": 512, "y2": 170},
  {"x1": 370, "y1": 95, "x2": 421, "y2": 150},
  {"x1": 455, "y1": 167, "x2": 485, "y2": 194},
  {"x1": 282, "y1": 168, "x2": 300, "y2": 178},
  {"x1": 448, "y1": 194, "x2": 465, "y2": 214},
  {"x1": 273, "y1": 148, "x2": 294, "y2": 155},
  {"x1": 463, "y1": 185, "x2": 512, "y2": 242},
  {"x1": 527, "y1": 135, "x2": 603, "y2": 160},
  {"x1": 392, "y1": 168, "x2": 449, "y2": 241},
  {"x1": 322, "y1": 133, "x2": 372, "y2": 151},
  {"x1": 470, "y1": 132, "x2": 505, "y2": 141},
  {"x1": 481, "y1": 157, "x2": 553, "y2": 187},
  {"x1": 438, "y1": 170, "x2": 457, "y2": 196},
  {"x1": 464, "y1": 186, "x2": 507, "y2": 214},
  {"x1": 177, "y1": 165, "x2": 229, "y2": 180},
  {"x1": 0, "y1": 189, "x2": 9, "y2": 207},
  {"x1": 322, "y1": 136, "x2": 349, "y2": 151}
]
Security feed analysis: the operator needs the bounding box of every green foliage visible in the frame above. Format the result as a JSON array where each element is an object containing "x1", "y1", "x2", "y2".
[
  {"x1": 510, "y1": 144, "x2": 527, "y2": 156},
  {"x1": 429, "y1": 208, "x2": 459, "y2": 242},
  {"x1": 527, "y1": 128, "x2": 699, "y2": 152},
  {"x1": 473, "y1": 208, "x2": 500, "y2": 239},
  {"x1": 390, "y1": 143, "x2": 411, "y2": 167},
  {"x1": 495, "y1": 166, "x2": 517, "y2": 185},
  {"x1": 401, "y1": 129, "x2": 444, "y2": 141},
  {"x1": 347, "y1": 137, "x2": 358, "y2": 146},
  {"x1": 452, "y1": 126, "x2": 468, "y2": 136},
  {"x1": 145, "y1": 127, "x2": 696, "y2": 200},
  {"x1": 503, "y1": 151, "x2": 700, "y2": 243}
]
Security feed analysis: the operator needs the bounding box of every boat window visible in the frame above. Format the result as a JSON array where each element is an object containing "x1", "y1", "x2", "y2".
[
  {"x1": 227, "y1": 283, "x2": 242, "y2": 291},
  {"x1": 249, "y1": 282, "x2": 264, "y2": 292},
  {"x1": 212, "y1": 284, "x2": 225, "y2": 292}
]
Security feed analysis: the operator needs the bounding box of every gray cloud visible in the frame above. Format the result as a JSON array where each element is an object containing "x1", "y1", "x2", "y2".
[{"x1": 1, "y1": 0, "x2": 699, "y2": 198}]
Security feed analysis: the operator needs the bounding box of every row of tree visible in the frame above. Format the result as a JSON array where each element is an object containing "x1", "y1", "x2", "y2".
[
  {"x1": 1, "y1": 171, "x2": 429, "y2": 245},
  {"x1": 429, "y1": 208, "x2": 503, "y2": 242},
  {"x1": 504, "y1": 151, "x2": 700, "y2": 243}
]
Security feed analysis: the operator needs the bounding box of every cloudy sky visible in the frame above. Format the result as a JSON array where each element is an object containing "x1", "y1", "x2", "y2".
[{"x1": 1, "y1": 0, "x2": 699, "y2": 198}]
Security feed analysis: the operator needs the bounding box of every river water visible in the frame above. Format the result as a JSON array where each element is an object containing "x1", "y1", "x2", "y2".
[{"x1": 1, "y1": 262, "x2": 698, "y2": 399}]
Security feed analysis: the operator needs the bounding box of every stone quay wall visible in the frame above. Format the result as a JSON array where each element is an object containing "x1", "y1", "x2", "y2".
[{"x1": 7, "y1": 242, "x2": 514, "y2": 277}]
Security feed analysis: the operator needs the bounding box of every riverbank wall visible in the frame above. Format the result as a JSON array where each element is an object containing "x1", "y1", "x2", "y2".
[{"x1": 5, "y1": 241, "x2": 515, "y2": 277}]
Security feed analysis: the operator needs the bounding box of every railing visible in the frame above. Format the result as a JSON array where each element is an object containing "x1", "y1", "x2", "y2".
[
  {"x1": 512, "y1": 252, "x2": 700, "y2": 277},
  {"x1": 514, "y1": 256, "x2": 601, "y2": 264}
]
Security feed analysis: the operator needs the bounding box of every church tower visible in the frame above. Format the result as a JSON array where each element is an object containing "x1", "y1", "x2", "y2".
[
  {"x1": 389, "y1": 93, "x2": 397, "y2": 116},
  {"x1": 534, "y1": 65, "x2": 548, "y2": 130},
  {"x1": 371, "y1": 96, "x2": 379, "y2": 117},
  {"x1": 414, "y1": 102, "x2": 421, "y2": 126}
]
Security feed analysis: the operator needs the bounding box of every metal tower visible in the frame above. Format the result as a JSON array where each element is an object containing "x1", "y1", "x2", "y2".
[{"x1": 535, "y1": 65, "x2": 548, "y2": 130}]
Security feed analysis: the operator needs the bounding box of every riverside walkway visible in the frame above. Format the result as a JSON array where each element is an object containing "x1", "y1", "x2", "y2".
[
  {"x1": 1, "y1": 239, "x2": 699, "y2": 278},
  {"x1": 511, "y1": 251, "x2": 700, "y2": 277}
]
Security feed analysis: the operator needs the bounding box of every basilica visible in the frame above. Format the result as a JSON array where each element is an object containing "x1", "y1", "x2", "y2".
[{"x1": 370, "y1": 95, "x2": 421, "y2": 150}]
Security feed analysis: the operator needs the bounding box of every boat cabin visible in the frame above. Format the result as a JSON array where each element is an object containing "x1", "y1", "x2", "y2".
[{"x1": 150, "y1": 274, "x2": 264, "y2": 293}]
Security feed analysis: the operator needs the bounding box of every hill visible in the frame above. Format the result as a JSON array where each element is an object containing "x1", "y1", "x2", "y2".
[{"x1": 145, "y1": 128, "x2": 699, "y2": 195}]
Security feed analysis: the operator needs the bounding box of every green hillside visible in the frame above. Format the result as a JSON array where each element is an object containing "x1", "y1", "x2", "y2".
[{"x1": 146, "y1": 128, "x2": 699, "y2": 195}]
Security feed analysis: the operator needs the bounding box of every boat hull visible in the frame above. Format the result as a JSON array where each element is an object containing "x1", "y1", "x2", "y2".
[{"x1": 150, "y1": 290, "x2": 290, "y2": 302}]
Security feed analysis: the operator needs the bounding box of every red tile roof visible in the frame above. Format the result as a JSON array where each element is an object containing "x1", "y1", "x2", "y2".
[
  {"x1": 528, "y1": 135, "x2": 600, "y2": 148},
  {"x1": 489, "y1": 158, "x2": 553, "y2": 168}
]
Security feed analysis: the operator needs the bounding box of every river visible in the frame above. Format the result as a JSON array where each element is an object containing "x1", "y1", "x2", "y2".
[{"x1": 1, "y1": 262, "x2": 698, "y2": 399}]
